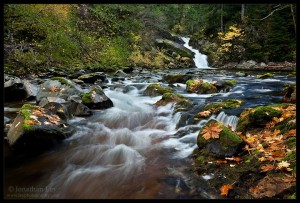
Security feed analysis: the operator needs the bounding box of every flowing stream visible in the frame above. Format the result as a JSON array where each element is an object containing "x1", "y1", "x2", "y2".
[{"x1": 4, "y1": 40, "x2": 296, "y2": 199}]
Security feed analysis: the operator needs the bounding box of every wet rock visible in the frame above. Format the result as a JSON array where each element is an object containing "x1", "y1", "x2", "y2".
[
  {"x1": 123, "y1": 67, "x2": 134, "y2": 74},
  {"x1": 43, "y1": 102, "x2": 71, "y2": 120},
  {"x1": 256, "y1": 73, "x2": 274, "y2": 79},
  {"x1": 237, "y1": 60, "x2": 257, "y2": 69},
  {"x1": 7, "y1": 104, "x2": 75, "y2": 152},
  {"x1": 4, "y1": 75, "x2": 27, "y2": 102},
  {"x1": 114, "y1": 70, "x2": 127, "y2": 76},
  {"x1": 213, "y1": 79, "x2": 237, "y2": 92},
  {"x1": 81, "y1": 85, "x2": 114, "y2": 110},
  {"x1": 36, "y1": 78, "x2": 82, "y2": 104},
  {"x1": 283, "y1": 85, "x2": 296, "y2": 104},
  {"x1": 156, "y1": 93, "x2": 193, "y2": 112},
  {"x1": 72, "y1": 79, "x2": 85, "y2": 84},
  {"x1": 23, "y1": 80, "x2": 39, "y2": 101},
  {"x1": 236, "y1": 104, "x2": 283, "y2": 133},
  {"x1": 111, "y1": 77, "x2": 125, "y2": 82},
  {"x1": 163, "y1": 74, "x2": 193, "y2": 84},
  {"x1": 235, "y1": 71, "x2": 248, "y2": 77},
  {"x1": 144, "y1": 84, "x2": 173, "y2": 96},
  {"x1": 66, "y1": 101, "x2": 92, "y2": 117},
  {"x1": 155, "y1": 38, "x2": 194, "y2": 58},
  {"x1": 78, "y1": 72, "x2": 106, "y2": 83},
  {"x1": 186, "y1": 79, "x2": 217, "y2": 94},
  {"x1": 197, "y1": 120, "x2": 244, "y2": 157}
]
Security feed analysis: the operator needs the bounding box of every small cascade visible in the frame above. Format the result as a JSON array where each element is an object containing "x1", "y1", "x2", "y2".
[
  {"x1": 181, "y1": 37, "x2": 212, "y2": 69},
  {"x1": 215, "y1": 111, "x2": 239, "y2": 131}
]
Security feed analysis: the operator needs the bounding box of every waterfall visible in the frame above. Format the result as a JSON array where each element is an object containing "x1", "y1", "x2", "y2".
[
  {"x1": 198, "y1": 111, "x2": 239, "y2": 131},
  {"x1": 181, "y1": 37, "x2": 212, "y2": 69}
]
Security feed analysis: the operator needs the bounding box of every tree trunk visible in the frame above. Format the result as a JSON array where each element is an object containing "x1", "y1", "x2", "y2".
[
  {"x1": 241, "y1": 4, "x2": 245, "y2": 22},
  {"x1": 290, "y1": 4, "x2": 296, "y2": 35},
  {"x1": 221, "y1": 4, "x2": 224, "y2": 32}
]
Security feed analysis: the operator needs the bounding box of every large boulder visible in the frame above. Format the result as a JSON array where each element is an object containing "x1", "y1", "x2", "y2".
[
  {"x1": 36, "y1": 77, "x2": 83, "y2": 104},
  {"x1": 81, "y1": 85, "x2": 113, "y2": 110},
  {"x1": 236, "y1": 104, "x2": 283, "y2": 133},
  {"x1": 155, "y1": 93, "x2": 193, "y2": 112},
  {"x1": 155, "y1": 39, "x2": 194, "y2": 58},
  {"x1": 7, "y1": 104, "x2": 75, "y2": 152},
  {"x1": 23, "y1": 79, "x2": 39, "y2": 101},
  {"x1": 197, "y1": 120, "x2": 244, "y2": 157}
]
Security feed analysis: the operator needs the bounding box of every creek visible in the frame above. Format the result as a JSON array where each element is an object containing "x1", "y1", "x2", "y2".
[{"x1": 4, "y1": 37, "x2": 296, "y2": 199}]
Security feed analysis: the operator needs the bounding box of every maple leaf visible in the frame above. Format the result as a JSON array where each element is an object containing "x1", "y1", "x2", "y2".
[
  {"x1": 32, "y1": 110, "x2": 44, "y2": 117},
  {"x1": 198, "y1": 110, "x2": 211, "y2": 117},
  {"x1": 288, "y1": 129, "x2": 296, "y2": 136},
  {"x1": 48, "y1": 105, "x2": 55, "y2": 110},
  {"x1": 201, "y1": 122, "x2": 223, "y2": 140},
  {"x1": 260, "y1": 164, "x2": 276, "y2": 172},
  {"x1": 225, "y1": 157, "x2": 242, "y2": 162},
  {"x1": 277, "y1": 161, "x2": 292, "y2": 171},
  {"x1": 220, "y1": 184, "x2": 233, "y2": 197},
  {"x1": 49, "y1": 86, "x2": 60, "y2": 92},
  {"x1": 58, "y1": 107, "x2": 64, "y2": 112}
]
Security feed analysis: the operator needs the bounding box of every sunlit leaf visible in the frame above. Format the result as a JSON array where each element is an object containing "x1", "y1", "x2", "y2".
[{"x1": 220, "y1": 184, "x2": 233, "y2": 197}]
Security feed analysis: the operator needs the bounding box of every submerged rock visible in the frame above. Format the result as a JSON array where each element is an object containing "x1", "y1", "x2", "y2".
[{"x1": 256, "y1": 73, "x2": 274, "y2": 79}]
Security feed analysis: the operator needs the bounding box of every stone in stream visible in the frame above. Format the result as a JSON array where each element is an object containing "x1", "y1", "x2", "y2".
[
  {"x1": 4, "y1": 75, "x2": 27, "y2": 102},
  {"x1": 6, "y1": 104, "x2": 75, "y2": 152},
  {"x1": 282, "y1": 85, "x2": 296, "y2": 104},
  {"x1": 144, "y1": 84, "x2": 173, "y2": 96},
  {"x1": 186, "y1": 79, "x2": 218, "y2": 94},
  {"x1": 77, "y1": 72, "x2": 106, "y2": 84},
  {"x1": 163, "y1": 74, "x2": 193, "y2": 84},
  {"x1": 197, "y1": 120, "x2": 244, "y2": 158},
  {"x1": 81, "y1": 85, "x2": 114, "y2": 110},
  {"x1": 23, "y1": 79, "x2": 40, "y2": 101},
  {"x1": 36, "y1": 77, "x2": 83, "y2": 104}
]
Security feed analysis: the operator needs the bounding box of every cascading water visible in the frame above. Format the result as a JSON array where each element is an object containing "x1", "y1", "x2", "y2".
[{"x1": 181, "y1": 37, "x2": 212, "y2": 69}]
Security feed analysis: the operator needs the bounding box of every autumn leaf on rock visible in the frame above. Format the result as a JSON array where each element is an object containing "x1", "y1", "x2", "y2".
[
  {"x1": 277, "y1": 161, "x2": 292, "y2": 171},
  {"x1": 201, "y1": 122, "x2": 223, "y2": 140},
  {"x1": 198, "y1": 110, "x2": 211, "y2": 117},
  {"x1": 220, "y1": 184, "x2": 233, "y2": 197},
  {"x1": 49, "y1": 86, "x2": 60, "y2": 92},
  {"x1": 225, "y1": 157, "x2": 242, "y2": 162},
  {"x1": 288, "y1": 129, "x2": 296, "y2": 136},
  {"x1": 260, "y1": 164, "x2": 275, "y2": 172}
]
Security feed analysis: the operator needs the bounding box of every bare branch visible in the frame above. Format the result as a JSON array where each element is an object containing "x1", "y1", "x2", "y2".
[{"x1": 249, "y1": 5, "x2": 289, "y2": 21}]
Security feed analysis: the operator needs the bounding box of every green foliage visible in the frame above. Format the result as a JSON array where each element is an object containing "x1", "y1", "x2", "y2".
[{"x1": 82, "y1": 93, "x2": 93, "y2": 104}]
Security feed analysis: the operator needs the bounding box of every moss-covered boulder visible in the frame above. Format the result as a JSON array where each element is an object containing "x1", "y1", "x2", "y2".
[
  {"x1": 81, "y1": 85, "x2": 113, "y2": 110},
  {"x1": 236, "y1": 104, "x2": 283, "y2": 133},
  {"x1": 195, "y1": 99, "x2": 244, "y2": 120},
  {"x1": 7, "y1": 104, "x2": 75, "y2": 152},
  {"x1": 155, "y1": 38, "x2": 194, "y2": 58},
  {"x1": 197, "y1": 120, "x2": 244, "y2": 157},
  {"x1": 163, "y1": 74, "x2": 193, "y2": 84},
  {"x1": 256, "y1": 73, "x2": 274, "y2": 79},
  {"x1": 144, "y1": 84, "x2": 173, "y2": 96},
  {"x1": 155, "y1": 93, "x2": 193, "y2": 112},
  {"x1": 78, "y1": 72, "x2": 106, "y2": 83},
  {"x1": 186, "y1": 79, "x2": 217, "y2": 94}
]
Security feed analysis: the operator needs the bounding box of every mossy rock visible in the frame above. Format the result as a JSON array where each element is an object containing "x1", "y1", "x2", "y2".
[
  {"x1": 81, "y1": 86, "x2": 113, "y2": 110},
  {"x1": 163, "y1": 74, "x2": 192, "y2": 84},
  {"x1": 204, "y1": 99, "x2": 244, "y2": 113},
  {"x1": 186, "y1": 79, "x2": 217, "y2": 94},
  {"x1": 155, "y1": 38, "x2": 194, "y2": 58},
  {"x1": 51, "y1": 77, "x2": 73, "y2": 87},
  {"x1": 144, "y1": 84, "x2": 173, "y2": 96},
  {"x1": 236, "y1": 105, "x2": 283, "y2": 133},
  {"x1": 224, "y1": 79, "x2": 238, "y2": 86},
  {"x1": 197, "y1": 119, "x2": 244, "y2": 158},
  {"x1": 256, "y1": 73, "x2": 274, "y2": 79},
  {"x1": 156, "y1": 93, "x2": 193, "y2": 112},
  {"x1": 77, "y1": 72, "x2": 106, "y2": 83},
  {"x1": 82, "y1": 93, "x2": 93, "y2": 104}
]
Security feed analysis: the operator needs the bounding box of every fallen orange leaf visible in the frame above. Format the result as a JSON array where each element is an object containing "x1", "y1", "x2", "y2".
[
  {"x1": 260, "y1": 164, "x2": 275, "y2": 172},
  {"x1": 220, "y1": 184, "x2": 233, "y2": 197}
]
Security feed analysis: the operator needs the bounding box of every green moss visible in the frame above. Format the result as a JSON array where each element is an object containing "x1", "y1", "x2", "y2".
[
  {"x1": 51, "y1": 77, "x2": 73, "y2": 87},
  {"x1": 249, "y1": 106, "x2": 282, "y2": 127},
  {"x1": 20, "y1": 104, "x2": 40, "y2": 132},
  {"x1": 204, "y1": 99, "x2": 244, "y2": 113},
  {"x1": 256, "y1": 73, "x2": 274, "y2": 79},
  {"x1": 144, "y1": 84, "x2": 173, "y2": 96},
  {"x1": 288, "y1": 193, "x2": 296, "y2": 199},
  {"x1": 186, "y1": 80, "x2": 217, "y2": 94},
  {"x1": 274, "y1": 116, "x2": 296, "y2": 134},
  {"x1": 82, "y1": 93, "x2": 93, "y2": 104},
  {"x1": 224, "y1": 79, "x2": 238, "y2": 86},
  {"x1": 285, "y1": 137, "x2": 296, "y2": 149},
  {"x1": 163, "y1": 74, "x2": 190, "y2": 84}
]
